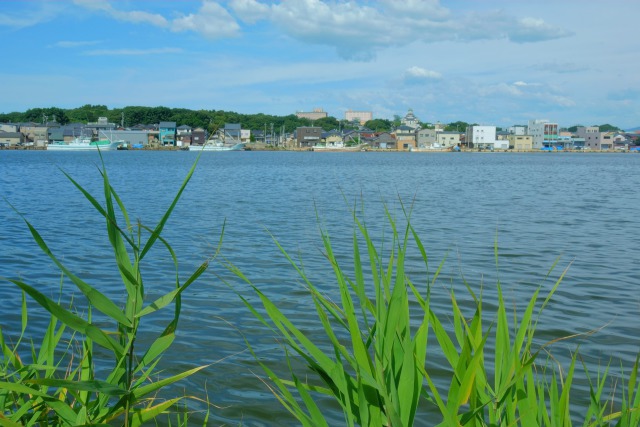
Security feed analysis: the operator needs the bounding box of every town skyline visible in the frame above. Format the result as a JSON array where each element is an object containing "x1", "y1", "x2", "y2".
[{"x1": 1, "y1": 0, "x2": 639, "y2": 129}]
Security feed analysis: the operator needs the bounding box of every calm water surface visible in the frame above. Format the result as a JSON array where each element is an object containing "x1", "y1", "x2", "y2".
[{"x1": 1, "y1": 150, "x2": 639, "y2": 425}]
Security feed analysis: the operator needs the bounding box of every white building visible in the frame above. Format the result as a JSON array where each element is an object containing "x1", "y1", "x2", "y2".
[
  {"x1": 528, "y1": 119, "x2": 559, "y2": 149},
  {"x1": 466, "y1": 125, "x2": 497, "y2": 149},
  {"x1": 508, "y1": 125, "x2": 527, "y2": 135}
]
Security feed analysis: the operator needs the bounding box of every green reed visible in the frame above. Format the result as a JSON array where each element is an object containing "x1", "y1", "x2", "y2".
[
  {"x1": 1, "y1": 152, "x2": 214, "y2": 426},
  {"x1": 228, "y1": 202, "x2": 640, "y2": 426}
]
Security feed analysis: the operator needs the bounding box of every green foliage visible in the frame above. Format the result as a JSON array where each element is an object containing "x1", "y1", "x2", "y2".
[
  {"x1": 364, "y1": 118, "x2": 393, "y2": 132},
  {"x1": 1, "y1": 153, "x2": 214, "y2": 426},
  {"x1": 597, "y1": 123, "x2": 620, "y2": 132},
  {"x1": 445, "y1": 121, "x2": 471, "y2": 132},
  {"x1": 229, "y1": 203, "x2": 640, "y2": 426}
]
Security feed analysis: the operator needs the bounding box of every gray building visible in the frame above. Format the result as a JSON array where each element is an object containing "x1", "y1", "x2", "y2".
[{"x1": 296, "y1": 126, "x2": 322, "y2": 147}]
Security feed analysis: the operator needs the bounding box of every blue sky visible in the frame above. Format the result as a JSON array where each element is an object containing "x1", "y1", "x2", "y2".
[{"x1": 1, "y1": 0, "x2": 638, "y2": 129}]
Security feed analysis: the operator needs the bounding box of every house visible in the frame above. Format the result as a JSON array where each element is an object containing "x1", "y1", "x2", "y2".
[
  {"x1": 393, "y1": 125, "x2": 416, "y2": 150},
  {"x1": 296, "y1": 126, "x2": 322, "y2": 147},
  {"x1": 370, "y1": 132, "x2": 396, "y2": 149},
  {"x1": 0, "y1": 131, "x2": 24, "y2": 146},
  {"x1": 19, "y1": 123, "x2": 49, "y2": 146},
  {"x1": 159, "y1": 121, "x2": 177, "y2": 146},
  {"x1": 416, "y1": 128, "x2": 436, "y2": 148},
  {"x1": 191, "y1": 127, "x2": 206, "y2": 146},
  {"x1": 322, "y1": 130, "x2": 343, "y2": 145},
  {"x1": 436, "y1": 131, "x2": 461, "y2": 148}
]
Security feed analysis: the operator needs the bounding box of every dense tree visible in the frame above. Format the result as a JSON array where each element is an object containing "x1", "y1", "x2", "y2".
[
  {"x1": 364, "y1": 118, "x2": 393, "y2": 132},
  {"x1": 597, "y1": 123, "x2": 620, "y2": 132},
  {"x1": 313, "y1": 116, "x2": 340, "y2": 131},
  {"x1": 445, "y1": 121, "x2": 471, "y2": 132}
]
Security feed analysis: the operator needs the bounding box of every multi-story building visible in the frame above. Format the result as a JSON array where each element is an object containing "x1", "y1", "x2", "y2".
[
  {"x1": 296, "y1": 126, "x2": 323, "y2": 147},
  {"x1": 159, "y1": 121, "x2": 177, "y2": 146},
  {"x1": 416, "y1": 128, "x2": 436, "y2": 147},
  {"x1": 465, "y1": 125, "x2": 496, "y2": 149},
  {"x1": 344, "y1": 110, "x2": 372, "y2": 125},
  {"x1": 575, "y1": 126, "x2": 608, "y2": 150},
  {"x1": 296, "y1": 108, "x2": 328, "y2": 121},
  {"x1": 528, "y1": 119, "x2": 558, "y2": 149},
  {"x1": 436, "y1": 131, "x2": 462, "y2": 148},
  {"x1": 393, "y1": 125, "x2": 417, "y2": 150}
]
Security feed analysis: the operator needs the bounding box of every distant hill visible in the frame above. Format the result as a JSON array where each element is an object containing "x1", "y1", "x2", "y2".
[{"x1": 626, "y1": 126, "x2": 640, "y2": 133}]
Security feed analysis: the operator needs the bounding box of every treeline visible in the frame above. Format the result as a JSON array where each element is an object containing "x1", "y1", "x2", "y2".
[
  {"x1": 0, "y1": 105, "x2": 623, "y2": 134},
  {"x1": 0, "y1": 105, "x2": 391, "y2": 133}
]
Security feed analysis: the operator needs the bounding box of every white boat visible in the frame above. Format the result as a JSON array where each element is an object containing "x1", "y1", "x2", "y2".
[
  {"x1": 47, "y1": 137, "x2": 120, "y2": 151},
  {"x1": 188, "y1": 135, "x2": 245, "y2": 152}
]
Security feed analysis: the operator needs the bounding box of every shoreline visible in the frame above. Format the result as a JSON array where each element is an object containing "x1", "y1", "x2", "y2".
[{"x1": 1, "y1": 145, "x2": 637, "y2": 153}]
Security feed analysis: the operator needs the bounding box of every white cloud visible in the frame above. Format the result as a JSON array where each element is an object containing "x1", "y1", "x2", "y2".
[
  {"x1": 73, "y1": 0, "x2": 168, "y2": 27},
  {"x1": 508, "y1": 17, "x2": 573, "y2": 43},
  {"x1": 404, "y1": 66, "x2": 442, "y2": 84},
  {"x1": 172, "y1": 1, "x2": 240, "y2": 39},
  {"x1": 229, "y1": 0, "x2": 270, "y2": 24},
  {"x1": 230, "y1": 0, "x2": 571, "y2": 60}
]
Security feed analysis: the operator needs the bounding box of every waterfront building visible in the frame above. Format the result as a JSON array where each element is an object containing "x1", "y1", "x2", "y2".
[
  {"x1": 508, "y1": 134, "x2": 534, "y2": 151},
  {"x1": 575, "y1": 126, "x2": 615, "y2": 150},
  {"x1": 465, "y1": 125, "x2": 497, "y2": 149},
  {"x1": 416, "y1": 128, "x2": 436, "y2": 147},
  {"x1": 436, "y1": 131, "x2": 462, "y2": 148},
  {"x1": 0, "y1": 131, "x2": 24, "y2": 146},
  {"x1": 295, "y1": 126, "x2": 322, "y2": 147},
  {"x1": 344, "y1": 110, "x2": 372, "y2": 125},
  {"x1": 296, "y1": 108, "x2": 328, "y2": 121},
  {"x1": 159, "y1": 121, "x2": 177, "y2": 146},
  {"x1": 393, "y1": 125, "x2": 417, "y2": 150},
  {"x1": 528, "y1": 119, "x2": 558, "y2": 149}
]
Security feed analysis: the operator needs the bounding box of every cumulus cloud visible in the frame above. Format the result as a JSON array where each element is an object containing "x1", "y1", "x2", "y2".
[
  {"x1": 228, "y1": 0, "x2": 571, "y2": 60},
  {"x1": 507, "y1": 17, "x2": 573, "y2": 43},
  {"x1": 70, "y1": 0, "x2": 572, "y2": 60},
  {"x1": 73, "y1": 0, "x2": 168, "y2": 27},
  {"x1": 404, "y1": 66, "x2": 442, "y2": 84},
  {"x1": 172, "y1": 1, "x2": 240, "y2": 39}
]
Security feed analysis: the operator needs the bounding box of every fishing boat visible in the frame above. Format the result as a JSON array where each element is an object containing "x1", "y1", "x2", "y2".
[
  {"x1": 188, "y1": 131, "x2": 245, "y2": 151},
  {"x1": 47, "y1": 137, "x2": 120, "y2": 151}
]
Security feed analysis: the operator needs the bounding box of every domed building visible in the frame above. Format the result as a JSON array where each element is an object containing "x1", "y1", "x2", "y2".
[{"x1": 401, "y1": 109, "x2": 420, "y2": 130}]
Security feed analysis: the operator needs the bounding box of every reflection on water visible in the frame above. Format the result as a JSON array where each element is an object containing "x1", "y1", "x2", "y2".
[{"x1": 1, "y1": 151, "x2": 639, "y2": 425}]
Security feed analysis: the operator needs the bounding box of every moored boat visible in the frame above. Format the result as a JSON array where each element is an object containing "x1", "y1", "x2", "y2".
[{"x1": 47, "y1": 137, "x2": 120, "y2": 151}]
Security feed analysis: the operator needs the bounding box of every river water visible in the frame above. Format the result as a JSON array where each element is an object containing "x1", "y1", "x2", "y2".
[{"x1": 1, "y1": 150, "x2": 639, "y2": 425}]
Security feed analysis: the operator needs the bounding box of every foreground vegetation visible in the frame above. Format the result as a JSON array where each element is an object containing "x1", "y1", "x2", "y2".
[{"x1": 1, "y1": 157, "x2": 639, "y2": 425}]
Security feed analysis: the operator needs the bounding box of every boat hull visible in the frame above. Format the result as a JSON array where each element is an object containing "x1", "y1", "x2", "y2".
[
  {"x1": 47, "y1": 141, "x2": 120, "y2": 151},
  {"x1": 188, "y1": 143, "x2": 245, "y2": 151}
]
